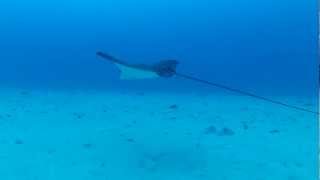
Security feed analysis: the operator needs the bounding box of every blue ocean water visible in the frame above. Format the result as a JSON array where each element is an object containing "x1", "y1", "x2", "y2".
[
  {"x1": 0, "y1": 0, "x2": 318, "y2": 94},
  {"x1": 0, "y1": 0, "x2": 318, "y2": 179}
]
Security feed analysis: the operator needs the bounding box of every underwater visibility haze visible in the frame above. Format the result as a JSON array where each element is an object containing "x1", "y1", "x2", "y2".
[{"x1": 0, "y1": 0, "x2": 318, "y2": 179}]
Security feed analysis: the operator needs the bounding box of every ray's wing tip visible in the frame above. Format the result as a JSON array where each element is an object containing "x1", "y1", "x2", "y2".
[{"x1": 96, "y1": 51, "x2": 103, "y2": 56}]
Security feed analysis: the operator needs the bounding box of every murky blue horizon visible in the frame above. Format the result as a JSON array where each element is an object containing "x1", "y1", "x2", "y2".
[{"x1": 0, "y1": 0, "x2": 318, "y2": 95}]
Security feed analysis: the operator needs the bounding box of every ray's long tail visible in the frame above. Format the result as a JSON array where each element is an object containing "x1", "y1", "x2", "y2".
[{"x1": 174, "y1": 72, "x2": 319, "y2": 115}]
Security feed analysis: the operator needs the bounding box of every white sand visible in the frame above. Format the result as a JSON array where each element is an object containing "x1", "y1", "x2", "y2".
[{"x1": 0, "y1": 88, "x2": 317, "y2": 180}]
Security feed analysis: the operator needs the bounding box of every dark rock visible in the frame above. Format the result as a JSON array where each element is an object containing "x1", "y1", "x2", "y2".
[
  {"x1": 269, "y1": 129, "x2": 280, "y2": 134},
  {"x1": 218, "y1": 128, "x2": 235, "y2": 136},
  {"x1": 241, "y1": 121, "x2": 249, "y2": 130},
  {"x1": 169, "y1": 104, "x2": 178, "y2": 110},
  {"x1": 204, "y1": 125, "x2": 217, "y2": 135},
  {"x1": 126, "y1": 138, "x2": 135, "y2": 143},
  {"x1": 15, "y1": 139, "x2": 24, "y2": 145},
  {"x1": 73, "y1": 112, "x2": 86, "y2": 119},
  {"x1": 82, "y1": 143, "x2": 93, "y2": 149}
]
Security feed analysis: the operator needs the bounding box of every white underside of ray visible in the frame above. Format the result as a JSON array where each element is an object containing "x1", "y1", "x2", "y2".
[{"x1": 115, "y1": 64, "x2": 160, "y2": 80}]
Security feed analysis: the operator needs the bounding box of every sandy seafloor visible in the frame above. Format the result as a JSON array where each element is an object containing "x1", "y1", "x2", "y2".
[{"x1": 0, "y1": 88, "x2": 317, "y2": 180}]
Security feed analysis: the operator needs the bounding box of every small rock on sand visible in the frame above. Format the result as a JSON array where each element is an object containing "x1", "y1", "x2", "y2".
[
  {"x1": 204, "y1": 125, "x2": 217, "y2": 135},
  {"x1": 269, "y1": 129, "x2": 280, "y2": 134},
  {"x1": 241, "y1": 121, "x2": 249, "y2": 130},
  {"x1": 14, "y1": 139, "x2": 24, "y2": 145},
  {"x1": 126, "y1": 138, "x2": 135, "y2": 143},
  {"x1": 82, "y1": 143, "x2": 93, "y2": 149},
  {"x1": 217, "y1": 128, "x2": 235, "y2": 136},
  {"x1": 169, "y1": 104, "x2": 178, "y2": 110}
]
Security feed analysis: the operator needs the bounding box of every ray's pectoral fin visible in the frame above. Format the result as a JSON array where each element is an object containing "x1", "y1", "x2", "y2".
[{"x1": 115, "y1": 64, "x2": 160, "y2": 80}]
